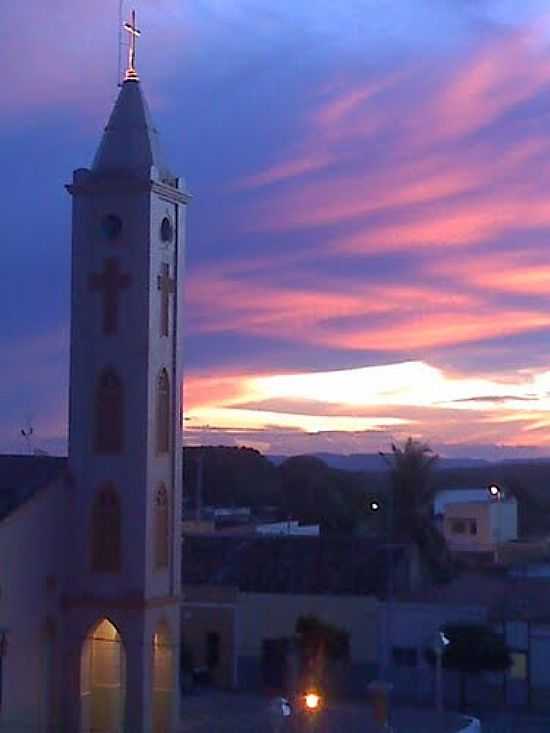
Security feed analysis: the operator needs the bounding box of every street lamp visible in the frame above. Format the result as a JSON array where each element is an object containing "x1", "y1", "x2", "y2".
[
  {"x1": 488, "y1": 484, "x2": 503, "y2": 563},
  {"x1": 368, "y1": 489, "x2": 394, "y2": 682},
  {"x1": 431, "y1": 630, "x2": 450, "y2": 712}
]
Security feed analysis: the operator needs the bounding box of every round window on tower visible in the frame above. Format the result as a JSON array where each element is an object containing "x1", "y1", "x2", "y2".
[
  {"x1": 101, "y1": 214, "x2": 123, "y2": 241},
  {"x1": 160, "y1": 217, "x2": 174, "y2": 243}
]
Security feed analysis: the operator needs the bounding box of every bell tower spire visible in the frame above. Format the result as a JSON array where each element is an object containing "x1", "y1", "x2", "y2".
[{"x1": 61, "y1": 14, "x2": 190, "y2": 733}]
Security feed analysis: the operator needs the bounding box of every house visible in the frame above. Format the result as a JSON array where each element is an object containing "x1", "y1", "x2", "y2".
[
  {"x1": 387, "y1": 568, "x2": 550, "y2": 710},
  {"x1": 180, "y1": 534, "x2": 423, "y2": 694},
  {"x1": 434, "y1": 488, "x2": 518, "y2": 554}
]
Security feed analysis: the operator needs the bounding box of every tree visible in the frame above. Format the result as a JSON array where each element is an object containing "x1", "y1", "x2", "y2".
[
  {"x1": 279, "y1": 456, "x2": 356, "y2": 532},
  {"x1": 385, "y1": 438, "x2": 439, "y2": 538},
  {"x1": 425, "y1": 624, "x2": 511, "y2": 709},
  {"x1": 381, "y1": 438, "x2": 453, "y2": 581},
  {"x1": 295, "y1": 615, "x2": 350, "y2": 694}
]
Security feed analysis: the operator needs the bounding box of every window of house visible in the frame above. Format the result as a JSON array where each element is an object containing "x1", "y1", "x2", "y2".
[
  {"x1": 392, "y1": 647, "x2": 418, "y2": 667},
  {"x1": 451, "y1": 519, "x2": 466, "y2": 534},
  {"x1": 157, "y1": 369, "x2": 170, "y2": 454},
  {"x1": 155, "y1": 484, "x2": 170, "y2": 569},
  {"x1": 95, "y1": 368, "x2": 124, "y2": 454},
  {"x1": 206, "y1": 632, "x2": 220, "y2": 670},
  {"x1": 91, "y1": 484, "x2": 121, "y2": 573},
  {"x1": 509, "y1": 651, "x2": 527, "y2": 680}
]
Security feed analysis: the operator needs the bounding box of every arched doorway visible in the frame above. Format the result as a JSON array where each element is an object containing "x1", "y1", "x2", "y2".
[
  {"x1": 80, "y1": 619, "x2": 126, "y2": 733},
  {"x1": 152, "y1": 621, "x2": 173, "y2": 733}
]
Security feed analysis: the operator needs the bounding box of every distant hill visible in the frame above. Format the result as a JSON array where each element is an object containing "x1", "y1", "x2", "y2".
[
  {"x1": 184, "y1": 446, "x2": 550, "y2": 538},
  {"x1": 268, "y1": 452, "x2": 489, "y2": 471}
]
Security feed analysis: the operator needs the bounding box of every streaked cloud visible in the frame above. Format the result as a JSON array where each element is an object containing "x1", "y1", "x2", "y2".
[
  {"x1": 4, "y1": 2, "x2": 550, "y2": 458},
  {"x1": 184, "y1": 361, "x2": 550, "y2": 452}
]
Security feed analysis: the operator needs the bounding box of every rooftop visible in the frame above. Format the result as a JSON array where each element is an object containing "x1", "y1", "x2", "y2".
[
  {"x1": 92, "y1": 78, "x2": 175, "y2": 183},
  {"x1": 181, "y1": 534, "x2": 412, "y2": 596},
  {"x1": 0, "y1": 454, "x2": 67, "y2": 521}
]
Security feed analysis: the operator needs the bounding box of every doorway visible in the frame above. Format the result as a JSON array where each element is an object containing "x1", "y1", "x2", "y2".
[{"x1": 80, "y1": 618, "x2": 126, "y2": 733}]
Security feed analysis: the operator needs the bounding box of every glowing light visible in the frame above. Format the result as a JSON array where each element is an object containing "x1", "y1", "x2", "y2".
[
  {"x1": 488, "y1": 484, "x2": 501, "y2": 498},
  {"x1": 304, "y1": 692, "x2": 321, "y2": 710},
  {"x1": 370, "y1": 501, "x2": 380, "y2": 512}
]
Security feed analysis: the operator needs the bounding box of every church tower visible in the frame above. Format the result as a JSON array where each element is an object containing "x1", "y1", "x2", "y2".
[{"x1": 62, "y1": 15, "x2": 188, "y2": 732}]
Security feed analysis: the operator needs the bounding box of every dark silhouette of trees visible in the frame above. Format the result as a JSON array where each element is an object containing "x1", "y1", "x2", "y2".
[
  {"x1": 385, "y1": 438, "x2": 439, "y2": 539},
  {"x1": 425, "y1": 624, "x2": 511, "y2": 709},
  {"x1": 279, "y1": 456, "x2": 357, "y2": 532},
  {"x1": 183, "y1": 446, "x2": 281, "y2": 508},
  {"x1": 295, "y1": 615, "x2": 350, "y2": 694},
  {"x1": 381, "y1": 438, "x2": 453, "y2": 581}
]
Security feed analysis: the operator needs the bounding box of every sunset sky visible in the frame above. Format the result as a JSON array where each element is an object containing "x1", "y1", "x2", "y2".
[{"x1": 4, "y1": 1, "x2": 550, "y2": 458}]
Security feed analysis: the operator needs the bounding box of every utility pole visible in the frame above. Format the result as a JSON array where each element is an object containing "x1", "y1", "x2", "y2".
[
  {"x1": 378, "y1": 452, "x2": 395, "y2": 681},
  {"x1": 195, "y1": 450, "x2": 204, "y2": 522}
]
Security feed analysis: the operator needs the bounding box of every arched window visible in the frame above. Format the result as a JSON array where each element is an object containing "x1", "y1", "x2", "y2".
[
  {"x1": 155, "y1": 484, "x2": 170, "y2": 569},
  {"x1": 95, "y1": 368, "x2": 124, "y2": 454},
  {"x1": 156, "y1": 369, "x2": 170, "y2": 454},
  {"x1": 91, "y1": 484, "x2": 121, "y2": 573}
]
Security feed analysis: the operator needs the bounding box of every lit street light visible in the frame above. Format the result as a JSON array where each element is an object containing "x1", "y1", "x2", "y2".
[
  {"x1": 488, "y1": 484, "x2": 503, "y2": 563},
  {"x1": 430, "y1": 630, "x2": 450, "y2": 712}
]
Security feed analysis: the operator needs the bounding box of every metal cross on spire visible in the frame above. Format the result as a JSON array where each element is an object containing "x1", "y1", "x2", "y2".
[{"x1": 124, "y1": 9, "x2": 141, "y2": 81}]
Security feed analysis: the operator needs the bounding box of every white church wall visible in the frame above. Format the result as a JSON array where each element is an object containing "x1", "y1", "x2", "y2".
[
  {"x1": 68, "y1": 184, "x2": 154, "y2": 599},
  {"x1": 145, "y1": 187, "x2": 186, "y2": 601},
  {"x1": 0, "y1": 480, "x2": 65, "y2": 730}
]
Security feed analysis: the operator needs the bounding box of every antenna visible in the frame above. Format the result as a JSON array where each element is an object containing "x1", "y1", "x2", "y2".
[
  {"x1": 117, "y1": 0, "x2": 124, "y2": 86},
  {"x1": 20, "y1": 424, "x2": 34, "y2": 455}
]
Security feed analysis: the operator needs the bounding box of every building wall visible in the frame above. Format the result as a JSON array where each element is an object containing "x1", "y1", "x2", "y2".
[
  {"x1": 443, "y1": 500, "x2": 518, "y2": 552},
  {"x1": 488, "y1": 500, "x2": 518, "y2": 544},
  {"x1": 181, "y1": 589, "x2": 378, "y2": 693},
  {"x1": 237, "y1": 592, "x2": 378, "y2": 694},
  {"x1": 0, "y1": 481, "x2": 65, "y2": 730},
  {"x1": 444, "y1": 502, "x2": 492, "y2": 551},
  {"x1": 181, "y1": 586, "x2": 238, "y2": 689},
  {"x1": 239, "y1": 593, "x2": 378, "y2": 662}
]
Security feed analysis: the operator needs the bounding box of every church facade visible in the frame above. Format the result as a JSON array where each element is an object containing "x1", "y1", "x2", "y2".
[{"x1": 0, "y1": 40, "x2": 189, "y2": 733}]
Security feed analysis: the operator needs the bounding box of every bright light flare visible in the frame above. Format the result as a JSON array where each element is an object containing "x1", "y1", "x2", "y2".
[{"x1": 304, "y1": 692, "x2": 321, "y2": 710}]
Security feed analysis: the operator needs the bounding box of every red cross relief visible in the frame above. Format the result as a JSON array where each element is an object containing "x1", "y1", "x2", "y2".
[
  {"x1": 89, "y1": 258, "x2": 131, "y2": 335},
  {"x1": 157, "y1": 263, "x2": 175, "y2": 337}
]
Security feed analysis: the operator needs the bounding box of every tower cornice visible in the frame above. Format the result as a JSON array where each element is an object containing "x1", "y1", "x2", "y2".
[{"x1": 66, "y1": 174, "x2": 191, "y2": 205}]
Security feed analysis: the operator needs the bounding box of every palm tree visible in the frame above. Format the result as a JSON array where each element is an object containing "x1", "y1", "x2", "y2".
[
  {"x1": 385, "y1": 438, "x2": 438, "y2": 538},
  {"x1": 381, "y1": 438, "x2": 453, "y2": 582}
]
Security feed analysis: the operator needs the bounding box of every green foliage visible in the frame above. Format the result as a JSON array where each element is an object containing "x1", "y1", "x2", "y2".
[
  {"x1": 183, "y1": 446, "x2": 281, "y2": 508},
  {"x1": 279, "y1": 456, "x2": 359, "y2": 531},
  {"x1": 387, "y1": 438, "x2": 439, "y2": 538},
  {"x1": 425, "y1": 624, "x2": 511, "y2": 674},
  {"x1": 425, "y1": 623, "x2": 511, "y2": 708},
  {"x1": 295, "y1": 614, "x2": 350, "y2": 661},
  {"x1": 381, "y1": 438, "x2": 454, "y2": 581}
]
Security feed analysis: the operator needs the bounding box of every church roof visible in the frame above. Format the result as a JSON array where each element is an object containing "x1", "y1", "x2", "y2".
[
  {"x1": 0, "y1": 455, "x2": 67, "y2": 521},
  {"x1": 92, "y1": 79, "x2": 173, "y2": 182}
]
